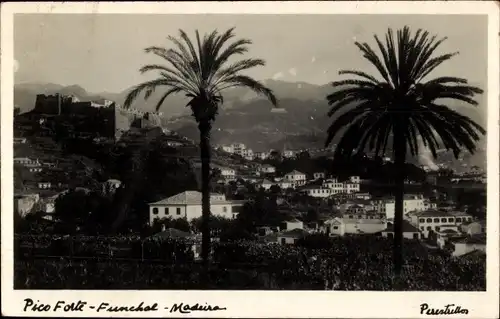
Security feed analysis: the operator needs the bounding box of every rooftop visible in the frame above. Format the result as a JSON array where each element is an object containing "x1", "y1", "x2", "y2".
[
  {"x1": 456, "y1": 235, "x2": 486, "y2": 245},
  {"x1": 150, "y1": 191, "x2": 234, "y2": 206},
  {"x1": 286, "y1": 170, "x2": 305, "y2": 176},
  {"x1": 415, "y1": 210, "x2": 452, "y2": 218},
  {"x1": 279, "y1": 228, "x2": 308, "y2": 238},
  {"x1": 383, "y1": 220, "x2": 420, "y2": 233}
]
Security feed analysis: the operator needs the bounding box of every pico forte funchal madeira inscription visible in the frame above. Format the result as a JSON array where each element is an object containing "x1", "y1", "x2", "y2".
[
  {"x1": 23, "y1": 299, "x2": 227, "y2": 314},
  {"x1": 12, "y1": 11, "x2": 488, "y2": 299}
]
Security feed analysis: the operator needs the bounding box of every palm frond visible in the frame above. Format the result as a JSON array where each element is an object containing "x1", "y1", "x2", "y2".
[
  {"x1": 215, "y1": 75, "x2": 277, "y2": 106},
  {"x1": 124, "y1": 79, "x2": 173, "y2": 109}
]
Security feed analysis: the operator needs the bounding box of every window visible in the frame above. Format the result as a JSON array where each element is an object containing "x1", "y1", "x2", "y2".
[
  {"x1": 413, "y1": 233, "x2": 419, "y2": 240},
  {"x1": 349, "y1": 215, "x2": 353, "y2": 219},
  {"x1": 420, "y1": 227, "x2": 424, "y2": 231},
  {"x1": 281, "y1": 238, "x2": 286, "y2": 245},
  {"x1": 441, "y1": 218, "x2": 447, "y2": 222},
  {"x1": 419, "y1": 218, "x2": 425, "y2": 223},
  {"x1": 426, "y1": 226, "x2": 431, "y2": 231},
  {"x1": 153, "y1": 208, "x2": 159, "y2": 215},
  {"x1": 165, "y1": 207, "x2": 169, "y2": 215},
  {"x1": 435, "y1": 226, "x2": 440, "y2": 232},
  {"x1": 223, "y1": 206, "x2": 227, "y2": 213},
  {"x1": 426, "y1": 218, "x2": 432, "y2": 223},
  {"x1": 333, "y1": 226, "x2": 339, "y2": 230},
  {"x1": 433, "y1": 218, "x2": 439, "y2": 223},
  {"x1": 448, "y1": 218, "x2": 454, "y2": 223},
  {"x1": 456, "y1": 218, "x2": 462, "y2": 222},
  {"x1": 176, "y1": 208, "x2": 181, "y2": 215}
]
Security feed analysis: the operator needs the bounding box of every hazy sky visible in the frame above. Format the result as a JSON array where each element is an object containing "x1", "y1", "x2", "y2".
[{"x1": 14, "y1": 14, "x2": 487, "y2": 93}]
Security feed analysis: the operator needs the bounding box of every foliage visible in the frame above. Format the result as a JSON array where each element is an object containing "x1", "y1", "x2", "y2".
[{"x1": 323, "y1": 26, "x2": 485, "y2": 276}]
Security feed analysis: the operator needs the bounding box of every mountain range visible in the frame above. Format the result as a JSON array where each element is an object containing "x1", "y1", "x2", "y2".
[{"x1": 14, "y1": 79, "x2": 487, "y2": 152}]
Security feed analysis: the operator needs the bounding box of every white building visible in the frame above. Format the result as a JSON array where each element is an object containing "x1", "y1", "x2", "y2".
[
  {"x1": 374, "y1": 194, "x2": 428, "y2": 220},
  {"x1": 259, "y1": 164, "x2": 276, "y2": 174},
  {"x1": 283, "y1": 219, "x2": 304, "y2": 231},
  {"x1": 460, "y1": 220, "x2": 486, "y2": 236},
  {"x1": 284, "y1": 170, "x2": 306, "y2": 187},
  {"x1": 324, "y1": 216, "x2": 386, "y2": 236},
  {"x1": 323, "y1": 176, "x2": 360, "y2": 195},
  {"x1": 37, "y1": 182, "x2": 52, "y2": 189},
  {"x1": 219, "y1": 167, "x2": 236, "y2": 179},
  {"x1": 283, "y1": 150, "x2": 295, "y2": 158},
  {"x1": 260, "y1": 179, "x2": 274, "y2": 190},
  {"x1": 381, "y1": 220, "x2": 421, "y2": 240},
  {"x1": 301, "y1": 186, "x2": 332, "y2": 198},
  {"x1": 221, "y1": 145, "x2": 233, "y2": 153},
  {"x1": 14, "y1": 157, "x2": 40, "y2": 166},
  {"x1": 451, "y1": 236, "x2": 486, "y2": 257},
  {"x1": 231, "y1": 143, "x2": 247, "y2": 156},
  {"x1": 277, "y1": 228, "x2": 307, "y2": 245},
  {"x1": 409, "y1": 210, "x2": 473, "y2": 238},
  {"x1": 148, "y1": 191, "x2": 245, "y2": 224},
  {"x1": 254, "y1": 152, "x2": 269, "y2": 160}
]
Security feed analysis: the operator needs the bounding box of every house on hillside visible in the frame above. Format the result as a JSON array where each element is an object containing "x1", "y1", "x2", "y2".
[
  {"x1": 451, "y1": 235, "x2": 486, "y2": 257},
  {"x1": 381, "y1": 220, "x2": 421, "y2": 240},
  {"x1": 148, "y1": 191, "x2": 245, "y2": 224},
  {"x1": 260, "y1": 179, "x2": 274, "y2": 190},
  {"x1": 277, "y1": 228, "x2": 308, "y2": 245},
  {"x1": 460, "y1": 220, "x2": 486, "y2": 236},
  {"x1": 284, "y1": 170, "x2": 306, "y2": 188},
  {"x1": 409, "y1": 210, "x2": 473, "y2": 238},
  {"x1": 259, "y1": 164, "x2": 276, "y2": 174},
  {"x1": 283, "y1": 219, "x2": 304, "y2": 231}
]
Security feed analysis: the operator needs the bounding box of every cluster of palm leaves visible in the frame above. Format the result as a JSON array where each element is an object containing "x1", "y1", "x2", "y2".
[{"x1": 123, "y1": 26, "x2": 484, "y2": 282}]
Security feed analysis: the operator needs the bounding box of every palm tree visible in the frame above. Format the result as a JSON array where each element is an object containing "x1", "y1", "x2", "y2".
[
  {"x1": 324, "y1": 26, "x2": 485, "y2": 280},
  {"x1": 124, "y1": 28, "x2": 277, "y2": 277}
]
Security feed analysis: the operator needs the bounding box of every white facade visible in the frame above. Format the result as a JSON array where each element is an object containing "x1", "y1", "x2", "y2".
[
  {"x1": 284, "y1": 170, "x2": 306, "y2": 187},
  {"x1": 219, "y1": 167, "x2": 236, "y2": 179},
  {"x1": 452, "y1": 238, "x2": 486, "y2": 257},
  {"x1": 149, "y1": 191, "x2": 244, "y2": 224},
  {"x1": 284, "y1": 219, "x2": 304, "y2": 230},
  {"x1": 14, "y1": 157, "x2": 40, "y2": 166},
  {"x1": 38, "y1": 182, "x2": 51, "y2": 189},
  {"x1": 260, "y1": 179, "x2": 274, "y2": 190},
  {"x1": 259, "y1": 164, "x2": 276, "y2": 174},
  {"x1": 410, "y1": 210, "x2": 473, "y2": 238},
  {"x1": 323, "y1": 177, "x2": 360, "y2": 195},
  {"x1": 302, "y1": 187, "x2": 332, "y2": 198},
  {"x1": 375, "y1": 194, "x2": 429, "y2": 220},
  {"x1": 325, "y1": 217, "x2": 385, "y2": 236},
  {"x1": 283, "y1": 150, "x2": 295, "y2": 158}
]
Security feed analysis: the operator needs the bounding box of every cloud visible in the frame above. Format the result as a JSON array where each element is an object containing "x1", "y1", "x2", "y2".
[
  {"x1": 288, "y1": 67, "x2": 297, "y2": 77},
  {"x1": 272, "y1": 72, "x2": 284, "y2": 80},
  {"x1": 311, "y1": 56, "x2": 316, "y2": 63}
]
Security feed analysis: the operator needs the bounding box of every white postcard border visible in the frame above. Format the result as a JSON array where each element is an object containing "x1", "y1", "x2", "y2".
[{"x1": 1, "y1": 2, "x2": 499, "y2": 318}]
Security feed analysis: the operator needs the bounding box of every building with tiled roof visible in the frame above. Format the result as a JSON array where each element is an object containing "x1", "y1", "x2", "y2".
[
  {"x1": 452, "y1": 235, "x2": 486, "y2": 257},
  {"x1": 408, "y1": 209, "x2": 474, "y2": 239},
  {"x1": 381, "y1": 220, "x2": 421, "y2": 240},
  {"x1": 148, "y1": 191, "x2": 245, "y2": 224},
  {"x1": 277, "y1": 228, "x2": 308, "y2": 244}
]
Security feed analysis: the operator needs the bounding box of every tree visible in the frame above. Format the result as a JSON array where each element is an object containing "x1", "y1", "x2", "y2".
[
  {"x1": 123, "y1": 28, "x2": 277, "y2": 277},
  {"x1": 324, "y1": 27, "x2": 485, "y2": 280}
]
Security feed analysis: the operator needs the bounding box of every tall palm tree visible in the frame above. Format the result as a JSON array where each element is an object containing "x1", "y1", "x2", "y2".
[
  {"x1": 324, "y1": 26, "x2": 485, "y2": 280},
  {"x1": 123, "y1": 28, "x2": 277, "y2": 277}
]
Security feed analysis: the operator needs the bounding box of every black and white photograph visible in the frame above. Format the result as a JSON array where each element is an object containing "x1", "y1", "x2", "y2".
[{"x1": 2, "y1": 2, "x2": 499, "y2": 318}]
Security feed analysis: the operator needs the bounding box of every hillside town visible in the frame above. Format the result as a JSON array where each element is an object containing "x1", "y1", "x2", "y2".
[{"x1": 14, "y1": 93, "x2": 487, "y2": 260}]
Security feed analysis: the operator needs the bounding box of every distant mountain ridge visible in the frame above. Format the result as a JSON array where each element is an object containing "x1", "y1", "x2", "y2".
[{"x1": 14, "y1": 79, "x2": 486, "y2": 152}]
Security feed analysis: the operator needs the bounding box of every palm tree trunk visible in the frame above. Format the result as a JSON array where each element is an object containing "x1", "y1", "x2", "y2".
[
  {"x1": 198, "y1": 120, "x2": 212, "y2": 285},
  {"x1": 393, "y1": 130, "x2": 406, "y2": 283}
]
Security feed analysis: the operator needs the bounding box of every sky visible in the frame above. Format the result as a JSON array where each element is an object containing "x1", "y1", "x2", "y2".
[{"x1": 14, "y1": 14, "x2": 487, "y2": 94}]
